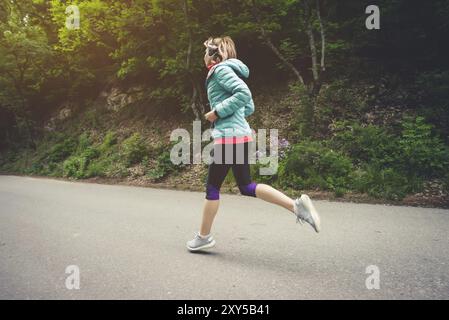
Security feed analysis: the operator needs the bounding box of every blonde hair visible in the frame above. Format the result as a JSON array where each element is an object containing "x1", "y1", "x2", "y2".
[{"x1": 203, "y1": 36, "x2": 237, "y2": 63}]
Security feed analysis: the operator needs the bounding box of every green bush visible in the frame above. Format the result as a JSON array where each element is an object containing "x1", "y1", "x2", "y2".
[
  {"x1": 147, "y1": 151, "x2": 173, "y2": 182},
  {"x1": 48, "y1": 162, "x2": 64, "y2": 177},
  {"x1": 330, "y1": 121, "x2": 398, "y2": 167},
  {"x1": 278, "y1": 141, "x2": 353, "y2": 195},
  {"x1": 399, "y1": 116, "x2": 449, "y2": 178},
  {"x1": 83, "y1": 132, "x2": 124, "y2": 178},
  {"x1": 272, "y1": 133, "x2": 427, "y2": 200},
  {"x1": 77, "y1": 133, "x2": 92, "y2": 153},
  {"x1": 63, "y1": 146, "x2": 100, "y2": 179},
  {"x1": 0, "y1": 150, "x2": 17, "y2": 168},
  {"x1": 102, "y1": 152, "x2": 129, "y2": 178},
  {"x1": 121, "y1": 133, "x2": 147, "y2": 165},
  {"x1": 46, "y1": 137, "x2": 77, "y2": 163},
  {"x1": 251, "y1": 161, "x2": 277, "y2": 184},
  {"x1": 86, "y1": 158, "x2": 110, "y2": 177},
  {"x1": 328, "y1": 117, "x2": 449, "y2": 199},
  {"x1": 63, "y1": 156, "x2": 88, "y2": 179},
  {"x1": 99, "y1": 131, "x2": 118, "y2": 152},
  {"x1": 25, "y1": 162, "x2": 45, "y2": 175},
  {"x1": 147, "y1": 145, "x2": 185, "y2": 182},
  {"x1": 350, "y1": 166, "x2": 414, "y2": 201}
]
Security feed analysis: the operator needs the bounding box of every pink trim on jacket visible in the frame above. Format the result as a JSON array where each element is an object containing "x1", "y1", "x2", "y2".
[{"x1": 214, "y1": 135, "x2": 253, "y2": 145}]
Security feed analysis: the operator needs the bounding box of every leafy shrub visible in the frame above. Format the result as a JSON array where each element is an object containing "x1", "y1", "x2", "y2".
[
  {"x1": 147, "y1": 144, "x2": 185, "y2": 182},
  {"x1": 330, "y1": 121, "x2": 398, "y2": 167},
  {"x1": 147, "y1": 151, "x2": 173, "y2": 182},
  {"x1": 46, "y1": 137, "x2": 77, "y2": 163},
  {"x1": 251, "y1": 161, "x2": 277, "y2": 184},
  {"x1": 399, "y1": 116, "x2": 449, "y2": 178},
  {"x1": 328, "y1": 117, "x2": 449, "y2": 199},
  {"x1": 0, "y1": 150, "x2": 18, "y2": 168},
  {"x1": 48, "y1": 162, "x2": 64, "y2": 177},
  {"x1": 86, "y1": 158, "x2": 110, "y2": 178},
  {"x1": 278, "y1": 141, "x2": 353, "y2": 195},
  {"x1": 102, "y1": 152, "x2": 129, "y2": 178},
  {"x1": 334, "y1": 187, "x2": 347, "y2": 198},
  {"x1": 77, "y1": 133, "x2": 92, "y2": 153},
  {"x1": 63, "y1": 146, "x2": 99, "y2": 179},
  {"x1": 350, "y1": 166, "x2": 414, "y2": 201},
  {"x1": 25, "y1": 162, "x2": 45, "y2": 175},
  {"x1": 63, "y1": 156, "x2": 89, "y2": 179},
  {"x1": 99, "y1": 131, "x2": 118, "y2": 152},
  {"x1": 121, "y1": 133, "x2": 147, "y2": 165},
  {"x1": 82, "y1": 132, "x2": 123, "y2": 178}
]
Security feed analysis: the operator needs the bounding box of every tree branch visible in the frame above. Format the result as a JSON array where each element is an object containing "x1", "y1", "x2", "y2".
[{"x1": 251, "y1": 0, "x2": 305, "y2": 85}]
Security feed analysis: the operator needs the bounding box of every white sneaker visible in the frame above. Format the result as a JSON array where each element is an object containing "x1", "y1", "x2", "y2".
[
  {"x1": 186, "y1": 233, "x2": 216, "y2": 252},
  {"x1": 294, "y1": 194, "x2": 321, "y2": 233}
]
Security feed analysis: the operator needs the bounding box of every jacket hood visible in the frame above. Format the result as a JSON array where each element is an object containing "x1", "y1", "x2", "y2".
[{"x1": 218, "y1": 58, "x2": 250, "y2": 79}]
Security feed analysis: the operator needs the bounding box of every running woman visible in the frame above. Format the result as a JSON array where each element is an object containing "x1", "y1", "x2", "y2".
[{"x1": 187, "y1": 36, "x2": 321, "y2": 252}]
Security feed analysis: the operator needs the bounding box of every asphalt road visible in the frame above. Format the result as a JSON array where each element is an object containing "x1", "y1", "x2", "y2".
[{"x1": 0, "y1": 175, "x2": 448, "y2": 299}]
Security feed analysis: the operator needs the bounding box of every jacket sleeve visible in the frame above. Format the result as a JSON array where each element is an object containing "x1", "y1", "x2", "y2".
[
  {"x1": 213, "y1": 66, "x2": 252, "y2": 118},
  {"x1": 244, "y1": 99, "x2": 255, "y2": 117}
]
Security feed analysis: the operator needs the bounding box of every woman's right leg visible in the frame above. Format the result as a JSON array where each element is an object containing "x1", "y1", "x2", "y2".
[
  {"x1": 187, "y1": 160, "x2": 229, "y2": 251},
  {"x1": 200, "y1": 199, "x2": 220, "y2": 236},
  {"x1": 199, "y1": 144, "x2": 230, "y2": 236}
]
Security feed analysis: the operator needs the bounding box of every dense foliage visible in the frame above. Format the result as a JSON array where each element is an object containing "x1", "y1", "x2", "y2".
[{"x1": 1, "y1": 0, "x2": 448, "y2": 203}]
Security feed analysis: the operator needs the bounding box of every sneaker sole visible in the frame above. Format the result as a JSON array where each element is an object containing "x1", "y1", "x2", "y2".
[
  {"x1": 301, "y1": 195, "x2": 321, "y2": 233},
  {"x1": 187, "y1": 239, "x2": 216, "y2": 252}
]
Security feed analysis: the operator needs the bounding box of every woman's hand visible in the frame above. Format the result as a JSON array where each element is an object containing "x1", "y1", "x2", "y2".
[{"x1": 205, "y1": 110, "x2": 218, "y2": 123}]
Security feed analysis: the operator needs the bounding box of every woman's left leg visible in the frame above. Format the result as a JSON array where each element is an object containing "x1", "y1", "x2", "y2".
[
  {"x1": 232, "y1": 142, "x2": 295, "y2": 213},
  {"x1": 254, "y1": 183, "x2": 295, "y2": 213},
  {"x1": 232, "y1": 164, "x2": 294, "y2": 214}
]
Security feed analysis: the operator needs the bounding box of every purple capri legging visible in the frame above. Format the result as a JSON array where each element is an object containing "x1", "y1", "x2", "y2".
[{"x1": 205, "y1": 142, "x2": 258, "y2": 200}]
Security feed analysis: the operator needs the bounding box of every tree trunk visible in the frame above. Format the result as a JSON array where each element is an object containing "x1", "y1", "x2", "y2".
[
  {"x1": 301, "y1": 0, "x2": 327, "y2": 133},
  {"x1": 195, "y1": 82, "x2": 206, "y2": 115},
  {"x1": 190, "y1": 85, "x2": 200, "y2": 120},
  {"x1": 316, "y1": 0, "x2": 326, "y2": 72},
  {"x1": 303, "y1": 0, "x2": 319, "y2": 87},
  {"x1": 182, "y1": 0, "x2": 205, "y2": 120}
]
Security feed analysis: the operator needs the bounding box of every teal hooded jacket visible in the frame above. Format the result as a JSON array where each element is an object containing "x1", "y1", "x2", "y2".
[{"x1": 206, "y1": 58, "x2": 255, "y2": 139}]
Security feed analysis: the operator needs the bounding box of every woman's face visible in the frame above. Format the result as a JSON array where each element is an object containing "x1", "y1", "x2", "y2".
[{"x1": 204, "y1": 49, "x2": 212, "y2": 67}]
